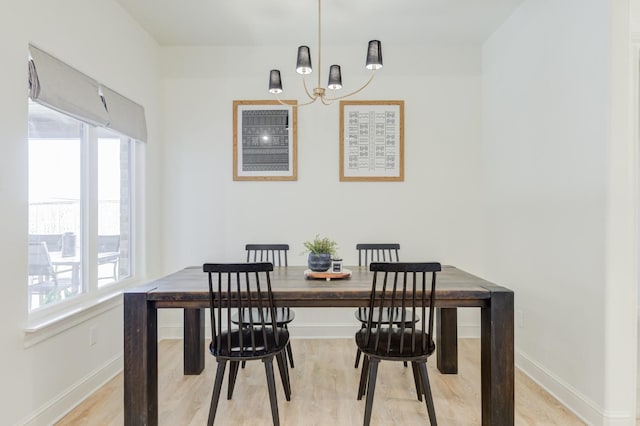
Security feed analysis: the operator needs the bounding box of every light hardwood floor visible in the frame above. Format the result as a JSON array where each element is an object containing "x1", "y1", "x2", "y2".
[{"x1": 57, "y1": 338, "x2": 584, "y2": 425}]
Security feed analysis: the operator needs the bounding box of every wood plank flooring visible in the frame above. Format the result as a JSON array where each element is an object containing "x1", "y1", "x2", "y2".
[{"x1": 57, "y1": 338, "x2": 584, "y2": 425}]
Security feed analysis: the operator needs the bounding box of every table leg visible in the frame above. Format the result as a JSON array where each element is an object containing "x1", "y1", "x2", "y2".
[
  {"x1": 184, "y1": 308, "x2": 205, "y2": 375},
  {"x1": 480, "y1": 288, "x2": 514, "y2": 426},
  {"x1": 124, "y1": 291, "x2": 158, "y2": 426},
  {"x1": 436, "y1": 307, "x2": 458, "y2": 374}
]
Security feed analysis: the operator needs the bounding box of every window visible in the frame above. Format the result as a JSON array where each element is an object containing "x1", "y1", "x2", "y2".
[
  {"x1": 28, "y1": 102, "x2": 133, "y2": 311},
  {"x1": 27, "y1": 45, "x2": 145, "y2": 315}
]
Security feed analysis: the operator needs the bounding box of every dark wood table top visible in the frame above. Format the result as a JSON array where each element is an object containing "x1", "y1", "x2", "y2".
[{"x1": 134, "y1": 265, "x2": 505, "y2": 309}]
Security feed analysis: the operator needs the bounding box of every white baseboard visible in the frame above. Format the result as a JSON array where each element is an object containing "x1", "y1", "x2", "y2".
[
  {"x1": 160, "y1": 322, "x2": 359, "y2": 340},
  {"x1": 159, "y1": 322, "x2": 482, "y2": 340},
  {"x1": 160, "y1": 324, "x2": 184, "y2": 339},
  {"x1": 21, "y1": 354, "x2": 122, "y2": 426},
  {"x1": 289, "y1": 323, "x2": 360, "y2": 338},
  {"x1": 516, "y1": 350, "x2": 634, "y2": 425},
  {"x1": 458, "y1": 324, "x2": 480, "y2": 339}
]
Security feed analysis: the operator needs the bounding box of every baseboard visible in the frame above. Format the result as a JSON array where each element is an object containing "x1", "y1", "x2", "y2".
[
  {"x1": 160, "y1": 322, "x2": 359, "y2": 339},
  {"x1": 20, "y1": 354, "x2": 122, "y2": 426},
  {"x1": 160, "y1": 324, "x2": 184, "y2": 339},
  {"x1": 516, "y1": 350, "x2": 634, "y2": 425},
  {"x1": 289, "y1": 323, "x2": 360, "y2": 338},
  {"x1": 458, "y1": 324, "x2": 480, "y2": 339},
  {"x1": 160, "y1": 323, "x2": 482, "y2": 340}
]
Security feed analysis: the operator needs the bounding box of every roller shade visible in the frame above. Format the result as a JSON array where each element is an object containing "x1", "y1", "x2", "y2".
[
  {"x1": 28, "y1": 45, "x2": 109, "y2": 127},
  {"x1": 28, "y1": 45, "x2": 147, "y2": 142},
  {"x1": 101, "y1": 86, "x2": 147, "y2": 142}
]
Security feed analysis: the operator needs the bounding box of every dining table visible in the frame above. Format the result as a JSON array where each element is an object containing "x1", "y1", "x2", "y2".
[{"x1": 124, "y1": 264, "x2": 514, "y2": 425}]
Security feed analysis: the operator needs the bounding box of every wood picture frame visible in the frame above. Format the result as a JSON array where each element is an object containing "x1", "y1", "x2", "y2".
[
  {"x1": 339, "y1": 100, "x2": 404, "y2": 182},
  {"x1": 233, "y1": 100, "x2": 297, "y2": 181}
]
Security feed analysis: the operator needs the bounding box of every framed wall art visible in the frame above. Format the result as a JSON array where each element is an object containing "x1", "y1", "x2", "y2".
[
  {"x1": 339, "y1": 100, "x2": 404, "y2": 182},
  {"x1": 233, "y1": 100, "x2": 297, "y2": 181}
]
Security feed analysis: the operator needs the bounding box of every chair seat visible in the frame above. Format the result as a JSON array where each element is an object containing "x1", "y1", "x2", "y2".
[
  {"x1": 355, "y1": 328, "x2": 435, "y2": 359},
  {"x1": 355, "y1": 307, "x2": 419, "y2": 326},
  {"x1": 231, "y1": 307, "x2": 295, "y2": 327},
  {"x1": 210, "y1": 327, "x2": 290, "y2": 359}
]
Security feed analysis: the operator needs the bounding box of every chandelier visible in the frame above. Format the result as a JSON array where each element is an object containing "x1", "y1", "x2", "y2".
[{"x1": 268, "y1": 0, "x2": 383, "y2": 106}]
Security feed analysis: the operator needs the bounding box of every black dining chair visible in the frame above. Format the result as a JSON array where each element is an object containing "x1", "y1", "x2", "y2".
[
  {"x1": 246, "y1": 243, "x2": 289, "y2": 266},
  {"x1": 235, "y1": 244, "x2": 295, "y2": 369},
  {"x1": 354, "y1": 243, "x2": 414, "y2": 369},
  {"x1": 203, "y1": 262, "x2": 291, "y2": 426},
  {"x1": 356, "y1": 243, "x2": 400, "y2": 266},
  {"x1": 356, "y1": 262, "x2": 441, "y2": 426}
]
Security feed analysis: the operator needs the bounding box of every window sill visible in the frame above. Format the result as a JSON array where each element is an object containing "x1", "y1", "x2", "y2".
[{"x1": 24, "y1": 291, "x2": 123, "y2": 348}]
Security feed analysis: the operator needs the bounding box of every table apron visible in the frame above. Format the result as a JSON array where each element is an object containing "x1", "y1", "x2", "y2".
[{"x1": 153, "y1": 299, "x2": 489, "y2": 309}]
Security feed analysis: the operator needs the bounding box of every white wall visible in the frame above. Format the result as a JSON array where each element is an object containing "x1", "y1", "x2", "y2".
[
  {"x1": 160, "y1": 45, "x2": 485, "y2": 270},
  {"x1": 633, "y1": 1, "x2": 640, "y2": 416},
  {"x1": 157, "y1": 44, "x2": 486, "y2": 338},
  {"x1": 482, "y1": 0, "x2": 636, "y2": 423},
  {"x1": 0, "y1": 1, "x2": 161, "y2": 424},
  {"x1": 2, "y1": 0, "x2": 635, "y2": 423}
]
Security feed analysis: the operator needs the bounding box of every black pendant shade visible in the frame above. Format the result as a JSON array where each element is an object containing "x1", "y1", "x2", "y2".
[
  {"x1": 268, "y1": 70, "x2": 282, "y2": 94},
  {"x1": 327, "y1": 65, "x2": 342, "y2": 90},
  {"x1": 296, "y1": 46, "x2": 312, "y2": 75},
  {"x1": 366, "y1": 40, "x2": 383, "y2": 70}
]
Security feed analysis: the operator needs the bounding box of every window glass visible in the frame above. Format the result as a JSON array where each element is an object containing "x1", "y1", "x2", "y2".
[
  {"x1": 28, "y1": 103, "x2": 83, "y2": 310},
  {"x1": 97, "y1": 129, "x2": 132, "y2": 286}
]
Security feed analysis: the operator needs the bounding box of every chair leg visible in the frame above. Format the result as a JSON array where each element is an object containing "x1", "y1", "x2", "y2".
[
  {"x1": 411, "y1": 361, "x2": 423, "y2": 401},
  {"x1": 207, "y1": 360, "x2": 227, "y2": 426},
  {"x1": 241, "y1": 325, "x2": 249, "y2": 369},
  {"x1": 263, "y1": 357, "x2": 281, "y2": 426},
  {"x1": 275, "y1": 351, "x2": 292, "y2": 400},
  {"x1": 283, "y1": 324, "x2": 294, "y2": 368},
  {"x1": 355, "y1": 323, "x2": 365, "y2": 368},
  {"x1": 357, "y1": 355, "x2": 369, "y2": 400},
  {"x1": 417, "y1": 361, "x2": 437, "y2": 425},
  {"x1": 286, "y1": 341, "x2": 295, "y2": 369},
  {"x1": 354, "y1": 348, "x2": 362, "y2": 368},
  {"x1": 363, "y1": 358, "x2": 380, "y2": 426},
  {"x1": 227, "y1": 361, "x2": 240, "y2": 400}
]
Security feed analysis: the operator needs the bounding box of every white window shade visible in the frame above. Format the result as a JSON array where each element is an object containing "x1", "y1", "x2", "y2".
[
  {"x1": 28, "y1": 45, "x2": 147, "y2": 142},
  {"x1": 28, "y1": 45, "x2": 109, "y2": 127},
  {"x1": 101, "y1": 86, "x2": 147, "y2": 142}
]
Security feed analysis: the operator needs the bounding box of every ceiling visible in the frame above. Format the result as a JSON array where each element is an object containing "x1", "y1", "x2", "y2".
[{"x1": 115, "y1": 0, "x2": 525, "y2": 47}]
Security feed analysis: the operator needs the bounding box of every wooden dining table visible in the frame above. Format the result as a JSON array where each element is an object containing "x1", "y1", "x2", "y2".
[{"x1": 124, "y1": 265, "x2": 514, "y2": 425}]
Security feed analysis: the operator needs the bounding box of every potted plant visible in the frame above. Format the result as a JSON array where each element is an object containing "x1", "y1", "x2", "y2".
[{"x1": 303, "y1": 234, "x2": 338, "y2": 272}]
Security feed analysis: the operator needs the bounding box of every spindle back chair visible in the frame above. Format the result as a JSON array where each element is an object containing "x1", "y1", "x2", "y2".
[
  {"x1": 203, "y1": 262, "x2": 291, "y2": 426},
  {"x1": 355, "y1": 262, "x2": 441, "y2": 426}
]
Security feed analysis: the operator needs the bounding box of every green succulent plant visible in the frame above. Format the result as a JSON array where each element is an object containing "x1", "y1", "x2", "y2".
[{"x1": 303, "y1": 234, "x2": 338, "y2": 256}]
